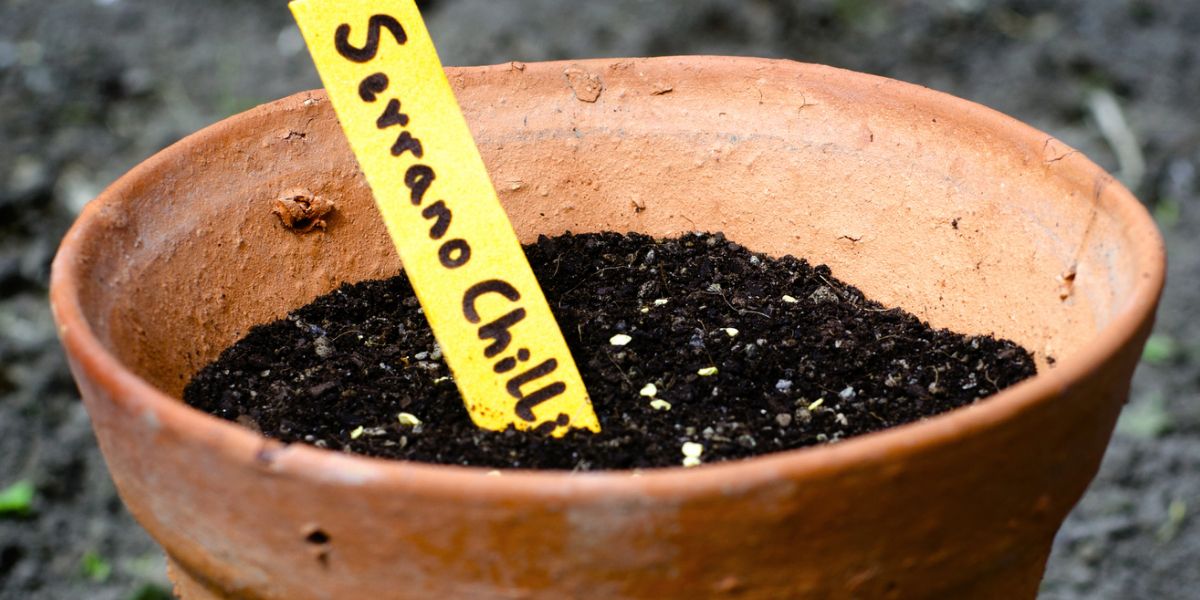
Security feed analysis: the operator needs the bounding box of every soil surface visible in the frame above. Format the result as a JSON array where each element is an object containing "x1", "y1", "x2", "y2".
[
  {"x1": 184, "y1": 232, "x2": 1035, "y2": 470},
  {"x1": 3, "y1": 1, "x2": 1198, "y2": 598}
]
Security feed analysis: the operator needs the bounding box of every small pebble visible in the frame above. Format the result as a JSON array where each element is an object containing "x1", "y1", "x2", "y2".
[
  {"x1": 639, "y1": 383, "x2": 658, "y2": 397},
  {"x1": 839, "y1": 386, "x2": 856, "y2": 400},
  {"x1": 809, "y1": 286, "x2": 839, "y2": 304},
  {"x1": 775, "y1": 379, "x2": 793, "y2": 392},
  {"x1": 609, "y1": 333, "x2": 633, "y2": 346},
  {"x1": 697, "y1": 366, "x2": 719, "y2": 377},
  {"x1": 775, "y1": 413, "x2": 793, "y2": 427}
]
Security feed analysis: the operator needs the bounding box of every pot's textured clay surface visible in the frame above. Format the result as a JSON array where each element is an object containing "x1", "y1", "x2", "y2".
[{"x1": 51, "y1": 57, "x2": 1164, "y2": 599}]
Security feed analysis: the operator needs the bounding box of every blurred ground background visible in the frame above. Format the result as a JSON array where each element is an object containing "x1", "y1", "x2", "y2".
[{"x1": 1, "y1": 0, "x2": 1197, "y2": 598}]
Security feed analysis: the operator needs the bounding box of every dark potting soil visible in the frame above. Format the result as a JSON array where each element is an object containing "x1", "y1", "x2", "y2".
[{"x1": 183, "y1": 232, "x2": 1036, "y2": 470}]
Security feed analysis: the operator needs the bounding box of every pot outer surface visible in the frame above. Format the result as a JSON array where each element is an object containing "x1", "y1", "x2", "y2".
[{"x1": 51, "y1": 57, "x2": 1164, "y2": 599}]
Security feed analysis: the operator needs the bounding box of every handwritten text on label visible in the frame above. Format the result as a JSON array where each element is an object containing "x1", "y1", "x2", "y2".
[{"x1": 290, "y1": 0, "x2": 600, "y2": 435}]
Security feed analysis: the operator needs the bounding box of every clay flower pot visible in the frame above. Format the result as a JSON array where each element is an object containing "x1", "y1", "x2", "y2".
[{"x1": 51, "y1": 57, "x2": 1164, "y2": 599}]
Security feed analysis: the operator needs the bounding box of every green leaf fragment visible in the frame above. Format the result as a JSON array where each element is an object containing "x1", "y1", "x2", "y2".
[
  {"x1": 1153, "y1": 197, "x2": 1181, "y2": 228},
  {"x1": 1116, "y1": 393, "x2": 1172, "y2": 440},
  {"x1": 81, "y1": 550, "x2": 113, "y2": 583},
  {"x1": 1142, "y1": 333, "x2": 1179, "y2": 364},
  {"x1": 0, "y1": 480, "x2": 34, "y2": 516},
  {"x1": 125, "y1": 583, "x2": 174, "y2": 600}
]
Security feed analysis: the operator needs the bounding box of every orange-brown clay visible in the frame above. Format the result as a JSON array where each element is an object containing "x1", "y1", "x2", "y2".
[
  {"x1": 50, "y1": 57, "x2": 1165, "y2": 599},
  {"x1": 271, "y1": 187, "x2": 334, "y2": 233}
]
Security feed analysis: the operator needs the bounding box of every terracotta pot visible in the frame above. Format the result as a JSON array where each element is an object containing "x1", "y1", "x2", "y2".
[{"x1": 51, "y1": 57, "x2": 1164, "y2": 599}]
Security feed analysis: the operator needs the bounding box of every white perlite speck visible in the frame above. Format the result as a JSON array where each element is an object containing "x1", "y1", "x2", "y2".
[
  {"x1": 682, "y1": 456, "x2": 702, "y2": 468},
  {"x1": 397, "y1": 412, "x2": 422, "y2": 427},
  {"x1": 639, "y1": 383, "x2": 658, "y2": 397},
  {"x1": 682, "y1": 442, "x2": 704, "y2": 458},
  {"x1": 723, "y1": 327, "x2": 739, "y2": 337},
  {"x1": 838, "y1": 386, "x2": 856, "y2": 400},
  {"x1": 781, "y1": 295, "x2": 798, "y2": 304},
  {"x1": 649, "y1": 399, "x2": 672, "y2": 411},
  {"x1": 653, "y1": 298, "x2": 669, "y2": 306},
  {"x1": 697, "y1": 366, "x2": 719, "y2": 377},
  {"x1": 609, "y1": 333, "x2": 633, "y2": 346}
]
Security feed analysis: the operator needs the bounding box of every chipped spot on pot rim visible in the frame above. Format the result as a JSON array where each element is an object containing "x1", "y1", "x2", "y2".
[{"x1": 563, "y1": 64, "x2": 604, "y2": 102}]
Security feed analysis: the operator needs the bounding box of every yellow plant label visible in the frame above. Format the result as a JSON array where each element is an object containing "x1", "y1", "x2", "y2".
[{"x1": 290, "y1": 0, "x2": 599, "y2": 436}]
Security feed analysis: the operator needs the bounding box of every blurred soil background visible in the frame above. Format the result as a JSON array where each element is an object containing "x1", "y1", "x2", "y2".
[{"x1": 1, "y1": 0, "x2": 1197, "y2": 598}]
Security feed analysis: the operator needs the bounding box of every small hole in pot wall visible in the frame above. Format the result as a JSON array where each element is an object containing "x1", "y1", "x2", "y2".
[
  {"x1": 305, "y1": 528, "x2": 330, "y2": 545},
  {"x1": 302, "y1": 525, "x2": 332, "y2": 568}
]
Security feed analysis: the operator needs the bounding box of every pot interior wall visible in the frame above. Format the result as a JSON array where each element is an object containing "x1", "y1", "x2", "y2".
[{"x1": 74, "y1": 60, "x2": 1142, "y2": 398}]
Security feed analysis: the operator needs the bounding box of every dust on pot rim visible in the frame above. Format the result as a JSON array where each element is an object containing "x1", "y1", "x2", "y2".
[{"x1": 50, "y1": 56, "x2": 1165, "y2": 497}]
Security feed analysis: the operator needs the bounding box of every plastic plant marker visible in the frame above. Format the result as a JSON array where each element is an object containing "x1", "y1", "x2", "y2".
[{"x1": 289, "y1": 0, "x2": 599, "y2": 436}]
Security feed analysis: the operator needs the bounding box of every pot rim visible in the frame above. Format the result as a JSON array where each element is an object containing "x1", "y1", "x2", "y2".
[{"x1": 50, "y1": 56, "x2": 1165, "y2": 500}]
